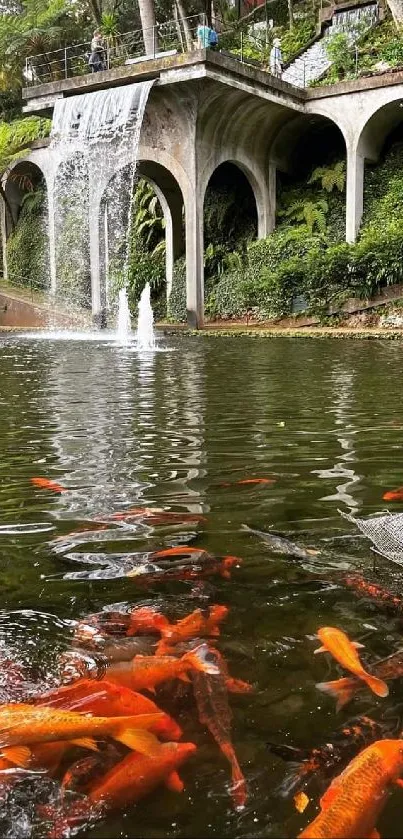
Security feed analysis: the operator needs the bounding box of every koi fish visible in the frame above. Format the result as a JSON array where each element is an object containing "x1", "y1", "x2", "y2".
[
  {"x1": 35, "y1": 679, "x2": 182, "y2": 741},
  {"x1": 150, "y1": 546, "x2": 211, "y2": 560},
  {"x1": 315, "y1": 627, "x2": 389, "y2": 698},
  {"x1": 191, "y1": 644, "x2": 247, "y2": 810},
  {"x1": 101, "y1": 508, "x2": 206, "y2": 526},
  {"x1": 126, "y1": 606, "x2": 170, "y2": 636},
  {"x1": 243, "y1": 525, "x2": 321, "y2": 560},
  {"x1": 156, "y1": 605, "x2": 229, "y2": 654},
  {"x1": 31, "y1": 477, "x2": 65, "y2": 493},
  {"x1": 126, "y1": 555, "x2": 240, "y2": 584},
  {"x1": 41, "y1": 741, "x2": 196, "y2": 838},
  {"x1": 383, "y1": 486, "x2": 403, "y2": 501},
  {"x1": 341, "y1": 573, "x2": 403, "y2": 615},
  {"x1": 60, "y1": 745, "x2": 121, "y2": 795},
  {"x1": 268, "y1": 715, "x2": 393, "y2": 797},
  {"x1": 103, "y1": 643, "x2": 219, "y2": 692},
  {"x1": 220, "y1": 478, "x2": 275, "y2": 487},
  {"x1": 298, "y1": 739, "x2": 403, "y2": 838},
  {"x1": 317, "y1": 648, "x2": 403, "y2": 710},
  {"x1": 0, "y1": 704, "x2": 162, "y2": 757}
]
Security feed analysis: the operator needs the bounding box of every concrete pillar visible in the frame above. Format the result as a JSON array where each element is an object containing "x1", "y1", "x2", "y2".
[
  {"x1": 257, "y1": 161, "x2": 276, "y2": 239},
  {"x1": 1, "y1": 200, "x2": 7, "y2": 281},
  {"x1": 185, "y1": 193, "x2": 204, "y2": 329},
  {"x1": 149, "y1": 183, "x2": 184, "y2": 303},
  {"x1": 46, "y1": 181, "x2": 57, "y2": 295},
  {"x1": 346, "y1": 146, "x2": 364, "y2": 244},
  {"x1": 89, "y1": 204, "x2": 102, "y2": 319}
]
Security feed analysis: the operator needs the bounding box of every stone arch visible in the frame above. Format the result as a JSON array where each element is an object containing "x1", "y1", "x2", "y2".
[
  {"x1": 270, "y1": 112, "x2": 347, "y2": 174},
  {"x1": 201, "y1": 157, "x2": 266, "y2": 241},
  {"x1": 356, "y1": 96, "x2": 403, "y2": 161},
  {"x1": 97, "y1": 157, "x2": 185, "y2": 317},
  {"x1": 1, "y1": 157, "x2": 50, "y2": 286}
]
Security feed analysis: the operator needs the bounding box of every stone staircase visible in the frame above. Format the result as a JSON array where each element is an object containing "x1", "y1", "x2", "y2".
[{"x1": 282, "y1": 2, "x2": 379, "y2": 88}]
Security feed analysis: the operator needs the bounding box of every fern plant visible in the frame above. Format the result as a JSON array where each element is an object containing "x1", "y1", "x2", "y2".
[
  {"x1": 278, "y1": 199, "x2": 328, "y2": 234},
  {"x1": 308, "y1": 161, "x2": 346, "y2": 193}
]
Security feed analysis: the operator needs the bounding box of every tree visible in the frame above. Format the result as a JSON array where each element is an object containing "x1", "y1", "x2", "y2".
[
  {"x1": 138, "y1": 0, "x2": 156, "y2": 54},
  {"x1": 288, "y1": 0, "x2": 294, "y2": 31}
]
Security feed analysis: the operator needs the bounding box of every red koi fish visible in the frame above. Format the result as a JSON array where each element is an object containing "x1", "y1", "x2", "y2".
[
  {"x1": 157, "y1": 605, "x2": 229, "y2": 654},
  {"x1": 34, "y1": 678, "x2": 182, "y2": 741},
  {"x1": 191, "y1": 645, "x2": 247, "y2": 810},
  {"x1": 40, "y1": 742, "x2": 196, "y2": 839},
  {"x1": 383, "y1": 486, "x2": 403, "y2": 501},
  {"x1": 31, "y1": 477, "x2": 65, "y2": 493},
  {"x1": 341, "y1": 573, "x2": 403, "y2": 615},
  {"x1": 101, "y1": 508, "x2": 206, "y2": 526},
  {"x1": 150, "y1": 546, "x2": 210, "y2": 560}
]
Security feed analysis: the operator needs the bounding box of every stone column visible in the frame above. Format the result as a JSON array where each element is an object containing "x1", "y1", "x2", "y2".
[
  {"x1": 257, "y1": 161, "x2": 276, "y2": 239},
  {"x1": 185, "y1": 192, "x2": 204, "y2": 329},
  {"x1": 346, "y1": 145, "x2": 364, "y2": 244},
  {"x1": 46, "y1": 180, "x2": 57, "y2": 295},
  {"x1": 150, "y1": 184, "x2": 184, "y2": 304}
]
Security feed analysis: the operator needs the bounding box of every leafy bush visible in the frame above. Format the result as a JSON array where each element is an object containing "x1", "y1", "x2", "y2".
[
  {"x1": 167, "y1": 257, "x2": 186, "y2": 322},
  {"x1": 7, "y1": 187, "x2": 49, "y2": 290},
  {"x1": 325, "y1": 32, "x2": 355, "y2": 77}
]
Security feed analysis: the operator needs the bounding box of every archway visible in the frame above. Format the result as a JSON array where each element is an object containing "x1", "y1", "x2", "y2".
[
  {"x1": 99, "y1": 160, "x2": 185, "y2": 321},
  {"x1": 271, "y1": 114, "x2": 347, "y2": 242},
  {"x1": 3, "y1": 160, "x2": 49, "y2": 289}
]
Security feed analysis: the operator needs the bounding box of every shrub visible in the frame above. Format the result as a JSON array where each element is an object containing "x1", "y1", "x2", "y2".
[
  {"x1": 7, "y1": 188, "x2": 49, "y2": 290},
  {"x1": 167, "y1": 257, "x2": 186, "y2": 322}
]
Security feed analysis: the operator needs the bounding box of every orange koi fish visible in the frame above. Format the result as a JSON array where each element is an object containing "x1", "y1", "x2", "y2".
[
  {"x1": 31, "y1": 477, "x2": 65, "y2": 493},
  {"x1": 315, "y1": 627, "x2": 389, "y2": 698},
  {"x1": 150, "y1": 546, "x2": 210, "y2": 559},
  {"x1": 268, "y1": 715, "x2": 393, "y2": 798},
  {"x1": 103, "y1": 643, "x2": 219, "y2": 692},
  {"x1": 41, "y1": 742, "x2": 196, "y2": 838},
  {"x1": 317, "y1": 648, "x2": 403, "y2": 711},
  {"x1": 191, "y1": 644, "x2": 247, "y2": 810},
  {"x1": 60, "y1": 745, "x2": 121, "y2": 795},
  {"x1": 126, "y1": 606, "x2": 170, "y2": 636},
  {"x1": 35, "y1": 679, "x2": 182, "y2": 741},
  {"x1": 0, "y1": 704, "x2": 161, "y2": 757},
  {"x1": 157, "y1": 605, "x2": 229, "y2": 654},
  {"x1": 383, "y1": 486, "x2": 403, "y2": 501},
  {"x1": 341, "y1": 573, "x2": 403, "y2": 615},
  {"x1": 220, "y1": 478, "x2": 275, "y2": 487},
  {"x1": 298, "y1": 739, "x2": 403, "y2": 838}
]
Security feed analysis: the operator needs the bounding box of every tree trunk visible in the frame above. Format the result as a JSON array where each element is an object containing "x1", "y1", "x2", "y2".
[
  {"x1": 175, "y1": 0, "x2": 193, "y2": 50},
  {"x1": 138, "y1": 0, "x2": 156, "y2": 55},
  {"x1": 288, "y1": 0, "x2": 294, "y2": 30},
  {"x1": 386, "y1": 0, "x2": 403, "y2": 26},
  {"x1": 173, "y1": 3, "x2": 185, "y2": 51},
  {"x1": 88, "y1": 0, "x2": 102, "y2": 25}
]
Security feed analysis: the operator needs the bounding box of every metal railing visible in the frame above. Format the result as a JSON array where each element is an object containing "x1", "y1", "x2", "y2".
[{"x1": 23, "y1": 14, "x2": 207, "y2": 87}]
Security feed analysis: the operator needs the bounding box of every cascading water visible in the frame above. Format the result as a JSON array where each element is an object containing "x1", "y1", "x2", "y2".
[
  {"x1": 48, "y1": 80, "x2": 154, "y2": 324},
  {"x1": 116, "y1": 287, "x2": 132, "y2": 345},
  {"x1": 136, "y1": 283, "x2": 155, "y2": 351}
]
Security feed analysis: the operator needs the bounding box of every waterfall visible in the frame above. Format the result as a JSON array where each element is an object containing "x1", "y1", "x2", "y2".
[
  {"x1": 328, "y1": 3, "x2": 378, "y2": 38},
  {"x1": 48, "y1": 80, "x2": 153, "y2": 320}
]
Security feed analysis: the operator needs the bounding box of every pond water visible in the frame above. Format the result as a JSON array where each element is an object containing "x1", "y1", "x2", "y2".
[{"x1": 1, "y1": 333, "x2": 403, "y2": 838}]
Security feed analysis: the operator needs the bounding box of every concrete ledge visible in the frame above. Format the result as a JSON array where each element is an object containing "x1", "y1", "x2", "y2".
[{"x1": 307, "y1": 66, "x2": 403, "y2": 99}]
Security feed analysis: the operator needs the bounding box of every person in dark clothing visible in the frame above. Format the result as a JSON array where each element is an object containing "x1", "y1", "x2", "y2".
[{"x1": 89, "y1": 30, "x2": 106, "y2": 73}]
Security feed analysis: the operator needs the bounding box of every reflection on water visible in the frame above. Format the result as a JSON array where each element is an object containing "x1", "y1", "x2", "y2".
[{"x1": 1, "y1": 336, "x2": 403, "y2": 836}]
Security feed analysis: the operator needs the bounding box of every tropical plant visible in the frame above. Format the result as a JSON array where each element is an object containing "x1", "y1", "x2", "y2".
[
  {"x1": 325, "y1": 31, "x2": 355, "y2": 77},
  {"x1": 278, "y1": 198, "x2": 329, "y2": 234},
  {"x1": 0, "y1": 116, "x2": 51, "y2": 229},
  {"x1": 308, "y1": 161, "x2": 346, "y2": 193},
  {"x1": 132, "y1": 178, "x2": 165, "y2": 255}
]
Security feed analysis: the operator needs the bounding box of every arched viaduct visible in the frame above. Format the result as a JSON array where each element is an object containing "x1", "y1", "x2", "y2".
[{"x1": 9, "y1": 50, "x2": 403, "y2": 327}]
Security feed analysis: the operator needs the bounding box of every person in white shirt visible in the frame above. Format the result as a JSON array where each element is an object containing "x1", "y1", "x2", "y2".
[
  {"x1": 89, "y1": 30, "x2": 106, "y2": 73},
  {"x1": 270, "y1": 37, "x2": 283, "y2": 78}
]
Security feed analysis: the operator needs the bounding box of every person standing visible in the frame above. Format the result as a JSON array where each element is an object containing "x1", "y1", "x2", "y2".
[
  {"x1": 89, "y1": 30, "x2": 106, "y2": 73},
  {"x1": 270, "y1": 37, "x2": 283, "y2": 78}
]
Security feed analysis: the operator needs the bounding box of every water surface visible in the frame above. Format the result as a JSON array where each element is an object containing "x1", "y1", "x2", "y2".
[{"x1": 1, "y1": 334, "x2": 403, "y2": 838}]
